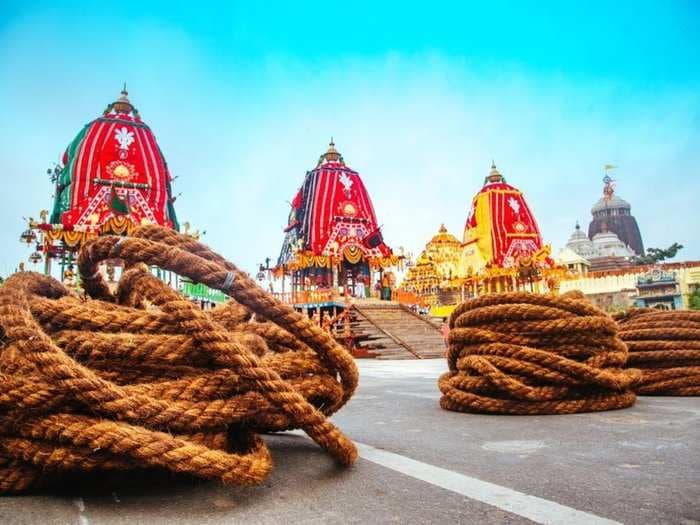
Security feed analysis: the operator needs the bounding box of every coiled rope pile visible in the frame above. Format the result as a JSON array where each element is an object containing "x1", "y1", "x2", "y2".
[
  {"x1": 616, "y1": 309, "x2": 700, "y2": 395},
  {"x1": 0, "y1": 225, "x2": 358, "y2": 493},
  {"x1": 438, "y1": 291, "x2": 641, "y2": 415}
]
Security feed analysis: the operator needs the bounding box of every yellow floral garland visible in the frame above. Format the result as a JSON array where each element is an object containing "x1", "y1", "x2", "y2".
[{"x1": 284, "y1": 250, "x2": 399, "y2": 271}]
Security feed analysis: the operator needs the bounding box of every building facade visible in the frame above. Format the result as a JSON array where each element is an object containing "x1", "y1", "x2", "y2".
[{"x1": 633, "y1": 269, "x2": 683, "y2": 310}]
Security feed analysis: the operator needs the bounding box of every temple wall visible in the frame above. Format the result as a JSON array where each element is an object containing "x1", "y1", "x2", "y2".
[
  {"x1": 560, "y1": 273, "x2": 639, "y2": 296},
  {"x1": 561, "y1": 262, "x2": 700, "y2": 309}
]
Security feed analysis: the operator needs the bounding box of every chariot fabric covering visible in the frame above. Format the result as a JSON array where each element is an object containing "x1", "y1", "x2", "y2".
[
  {"x1": 50, "y1": 88, "x2": 178, "y2": 232},
  {"x1": 462, "y1": 164, "x2": 546, "y2": 271},
  {"x1": 278, "y1": 141, "x2": 392, "y2": 267}
]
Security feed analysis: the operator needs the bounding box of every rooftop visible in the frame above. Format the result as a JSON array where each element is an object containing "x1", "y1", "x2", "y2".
[{"x1": 591, "y1": 194, "x2": 632, "y2": 214}]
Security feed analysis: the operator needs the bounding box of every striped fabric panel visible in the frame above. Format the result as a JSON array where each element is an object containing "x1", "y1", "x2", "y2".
[{"x1": 57, "y1": 114, "x2": 174, "y2": 229}]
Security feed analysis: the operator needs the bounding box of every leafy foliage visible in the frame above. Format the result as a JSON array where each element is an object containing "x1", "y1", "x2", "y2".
[{"x1": 633, "y1": 242, "x2": 684, "y2": 265}]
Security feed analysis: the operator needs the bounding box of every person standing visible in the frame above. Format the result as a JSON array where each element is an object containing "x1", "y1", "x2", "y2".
[
  {"x1": 381, "y1": 274, "x2": 391, "y2": 301},
  {"x1": 357, "y1": 277, "x2": 366, "y2": 299},
  {"x1": 441, "y1": 320, "x2": 450, "y2": 350}
]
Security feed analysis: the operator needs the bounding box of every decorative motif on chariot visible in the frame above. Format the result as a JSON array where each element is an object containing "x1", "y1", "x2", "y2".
[
  {"x1": 110, "y1": 187, "x2": 130, "y2": 215},
  {"x1": 339, "y1": 172, "x2": 353, "y2": 197},
  {"x1": 512, "y1": 221, "x2": 527, "y2": 233},
  {"x1": 339, "y1": 201, "x2": 357, "y2": 217},
  {"x1": 73, "y1": 187, "x2": 157, "y2": 230},
  {"x1": 106, "y1": 160, "x2": 137, "y2": 181},
  {"x1": 516, "y1": 254, "x2": 540, "y2": 280},
  {"x1": 343, "y1": 245, "x2": 363, "y2": 264},
  {"x1": 508, "y1": 197, "x2": 520, "y2": 214},
  {"x1": 502, "y1": 239, "x2": 539, "y2": 268},
  {"x1": 114, "y1": 127, "x2": 135, "y2": 160}
]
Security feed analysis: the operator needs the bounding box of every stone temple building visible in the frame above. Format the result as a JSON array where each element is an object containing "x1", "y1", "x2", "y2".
[
  {"x1": 587, "y1": 175, "x2": 644, "y2": 256},
  {"x1": 560, "y1": 175, "x2": 643, "y2": 272}
]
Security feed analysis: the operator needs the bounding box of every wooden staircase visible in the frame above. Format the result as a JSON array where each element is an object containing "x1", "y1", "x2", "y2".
[{"x1": 349, "y1": 303, "x2": 445, "y2": 359}]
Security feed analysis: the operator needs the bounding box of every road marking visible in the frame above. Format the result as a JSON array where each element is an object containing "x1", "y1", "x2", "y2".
[
  {"x1": 355, "y1": 441, "x2": 621, "y2": 525},
  {"x1": 72, "y1": 497, "x2": 90, "y2": 525}
]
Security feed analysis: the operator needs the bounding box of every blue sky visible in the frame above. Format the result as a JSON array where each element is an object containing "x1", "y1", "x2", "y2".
[{"x1": 1, "y1": 1, "x2": 699, "y2": 276}]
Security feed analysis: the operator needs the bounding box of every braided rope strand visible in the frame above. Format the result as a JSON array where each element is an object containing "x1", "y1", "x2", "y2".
[
  {"x1": 616, "y1": 309, "x2": 700, "y2": 395},
  {"x1": 0, "y1": 226, "x2": 358, "y2": 493},
  {"x1": 439, "y1": 291, "x2": 641, "y2": 415}
]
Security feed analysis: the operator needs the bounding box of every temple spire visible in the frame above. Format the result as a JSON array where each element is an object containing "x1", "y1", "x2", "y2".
[
  {"x1": 113, "y1": 83, "x2": 134, "y2": 115},
  {"x1": 319, "y1": 138, "x2": 342, "y2": 164},
  {"x1": 486, "y1": 161, "x2": 504, "y2": 184}
]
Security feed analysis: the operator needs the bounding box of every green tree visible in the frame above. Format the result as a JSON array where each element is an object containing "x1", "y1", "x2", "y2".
[
  {"x1": 689, "y1": 287, "x2": 700, "y2": 310},
  {"x1": 633, "y1": 242, "x2": 684, "y2": 265}
]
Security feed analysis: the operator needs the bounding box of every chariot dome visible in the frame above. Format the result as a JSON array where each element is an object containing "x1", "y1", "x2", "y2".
[
  {"x1": 49, "y1": 86, "x2": 179, "y2": 242},
  {"x1": 461, "y1": 163, "x2": 549, "y2": 275}
]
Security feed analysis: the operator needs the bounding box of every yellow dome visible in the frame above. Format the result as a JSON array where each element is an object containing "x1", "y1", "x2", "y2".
[
  {"x1": 401, "y1": 223, "x2": 461, "y2": 300},
  {"x1": 429, "y1": 224, "x2": 460, "y2": 245}
]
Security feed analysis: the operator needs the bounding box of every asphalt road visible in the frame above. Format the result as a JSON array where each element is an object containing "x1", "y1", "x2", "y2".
[{"x1": 2, "y1": 359, "x2": 698, "y2": 524}]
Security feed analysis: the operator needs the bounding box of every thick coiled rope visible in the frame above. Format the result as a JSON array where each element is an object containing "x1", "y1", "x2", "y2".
[
  {"x1": 0, "y1": 225, "x2": 358, "y2": 493},
  {"x1": 439, "y1": 291, "x2": 641, "y2": 415},
  {"x1": 616, "y1": 308, "x2": 700, "y2": 395}
]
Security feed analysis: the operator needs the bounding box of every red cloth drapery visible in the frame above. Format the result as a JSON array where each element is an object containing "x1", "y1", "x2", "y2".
[
  {"x1": 60, "y1": 113, "x2": 173, "y2": 230},
  {"x1": 293, "y1": 161, "x2": 391, "y2": 258},
  {"x1": 465, "y1": 181, "x2": 545, "y2": 267}
]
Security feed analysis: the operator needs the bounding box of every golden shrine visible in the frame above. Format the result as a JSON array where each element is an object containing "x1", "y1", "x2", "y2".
[{"x1": 401, "y1": 225, "x2": 461, "y2": 304}]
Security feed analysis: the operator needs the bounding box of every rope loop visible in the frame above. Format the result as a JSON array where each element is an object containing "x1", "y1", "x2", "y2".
[
  {"x1": 616, "y1": 308, "x2": 700, "y2": 395},
  {"x1": 0, "y1": 226, "x2": 359, "y2": 494},
  {"x1": 439, "y1": 290, "x2": 641, "y2": 415}
]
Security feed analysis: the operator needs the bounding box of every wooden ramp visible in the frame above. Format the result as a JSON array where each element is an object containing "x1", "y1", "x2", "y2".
[{"x1": 350, "y1": 303, "x2": 445, "y2": 359}]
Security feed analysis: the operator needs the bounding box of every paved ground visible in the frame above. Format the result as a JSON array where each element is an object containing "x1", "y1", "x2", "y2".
[{"x1": 2, "y1": 360, "x2": 698, "y2": 524}]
